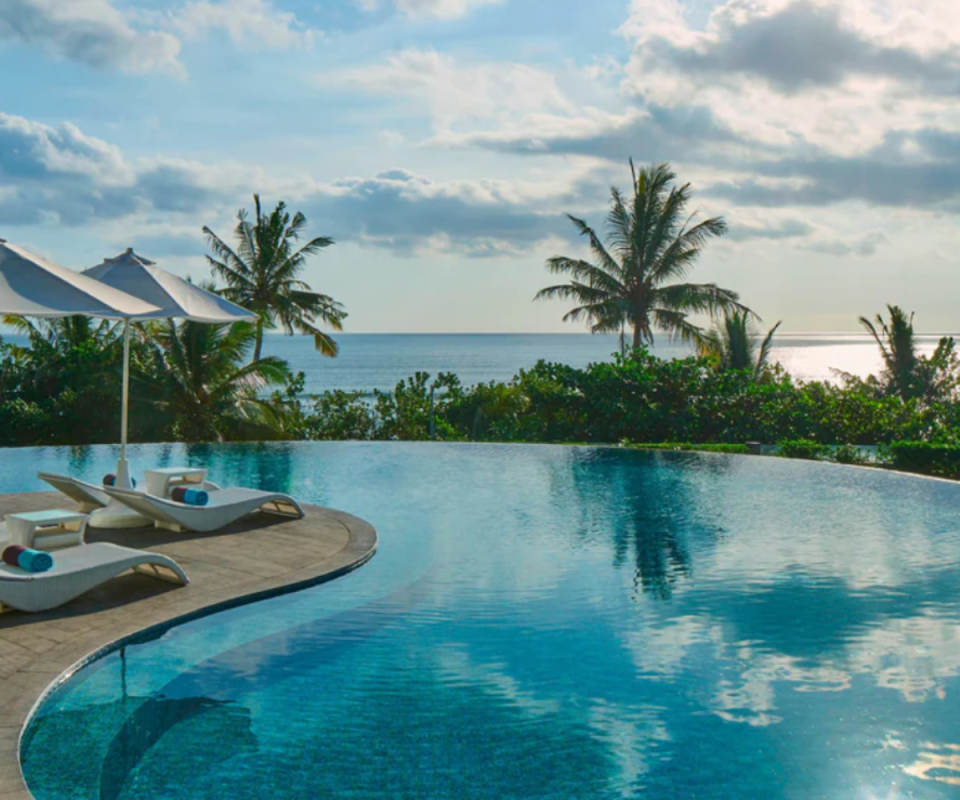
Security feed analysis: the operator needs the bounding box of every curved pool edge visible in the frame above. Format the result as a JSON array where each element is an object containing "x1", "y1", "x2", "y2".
[{"x1": 0, "y1": 493, "x2": 377, "y2": 800}]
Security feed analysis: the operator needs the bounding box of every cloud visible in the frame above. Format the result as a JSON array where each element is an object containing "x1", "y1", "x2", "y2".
[
  {"x1": 704, "y1": 127, "x2": 960, "y2": 209},
  {"x1": 620, "y1": 0, "x2": 960, "y2": 156},
  {"x1": 167, "y1": 0, "x2": 316, "y2": 48},
  {"x1": 727, "y1": 218, "x2": 814, "y2": 242},
  {"x1": 807, "y1": 231, "x2": 890, "y2": 257},
  {"x1": 426, "y1": 0, "x2": 960, "y2": 225},
  {"x1": 0, "y1": 113, "x2": 581, "y2": 258},
  {"x1": 358, "y1": 0, "x2": 504, "y2": 20},
  {"x1": 330, "y1": 48, "x2": 575, "y2": 134},
  {"x1": 302, "y1": 168, "x2": 572, "y2": 257},
  {"x1": 0, "y1": 113, "x2": 245, "y2": 226},
  {"x1": 634, "y1": 0, "x2": 960, "y2": 95},
  {"x1": 444, "y1": 103, "x2": 748, "y2": 165},
  {"x1": 0, "y1": 0, "x2": 182, "y2": 75},
  {"x1": 0, "y1": 113, "x2": 131, "y2": 184}
]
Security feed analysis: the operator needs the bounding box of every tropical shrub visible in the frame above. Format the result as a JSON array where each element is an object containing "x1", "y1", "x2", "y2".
[
  {"x1": 776, "y1": 440, "x2": 831, "y2": 461},
  {"x1": 883, "y1": 442, "x2": 960, "y2": 479},
  {"x1": 627, "y1": 443, "x2": 749, "y2": 454}
]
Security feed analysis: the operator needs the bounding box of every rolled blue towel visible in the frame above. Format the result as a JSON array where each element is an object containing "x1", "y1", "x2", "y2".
[
  {"x1": 17, "y1": 548, "x2": 53, "y2": 574},
  {"x1": 171, "y1": 486, "x2": 209, "y2": 507}
]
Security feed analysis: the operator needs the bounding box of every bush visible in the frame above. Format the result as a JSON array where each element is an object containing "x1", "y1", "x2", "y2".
[
  {"x1": 883, "y1": 442, "x2": 960, "y2": 479},
  {"x1": 829, "y1": 443, "x2": 871, "y2": 466},
  {"x1": 777, "y1": 439, "x2": 831, "y2": 461},
  {"x1": 626, "y1": 442, "x2": 749, "y2": 454}
]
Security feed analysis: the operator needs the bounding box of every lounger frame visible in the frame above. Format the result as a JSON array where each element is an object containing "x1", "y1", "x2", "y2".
[
  {"x1": 37, "y1": 473, "x2": 109, "y2": 513},
  {"x1": 103, "y1": 487, "x2": 305, "y2": 532},
  {"x1": 0, "y1": 543, "x2": 188, "y2": 613}
]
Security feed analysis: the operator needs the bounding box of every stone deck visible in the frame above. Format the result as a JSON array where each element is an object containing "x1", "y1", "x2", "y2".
[{"x1": 0, "y1": 491, "x2": 378, "y2": 799}]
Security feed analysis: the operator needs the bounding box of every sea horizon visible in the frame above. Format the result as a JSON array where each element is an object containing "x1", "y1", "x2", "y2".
[{"x1": 5, "y1": 330, "x2": 953, "y2": 396}]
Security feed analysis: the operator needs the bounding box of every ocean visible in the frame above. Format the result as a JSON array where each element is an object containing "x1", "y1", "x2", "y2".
[
  {"x1": 3, "y1": 331, "x2": 954, "y2": 396},
  {"x1": 261, "y1": 332, "x2": 956, "y2": 396}
]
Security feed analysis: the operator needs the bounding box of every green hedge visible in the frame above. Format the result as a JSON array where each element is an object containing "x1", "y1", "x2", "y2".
[
  {"x1": 884, "y1": 442, "x2": 960, "y2": 479},
  {"x1": 776, "y1": 440, "x2": 831, "y2": 460},
  {"x1": 627, "y1": 442, "x2": 750, "y2": 454}
]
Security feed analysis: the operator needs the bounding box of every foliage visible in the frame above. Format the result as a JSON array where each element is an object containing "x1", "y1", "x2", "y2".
[
  {"x1": 301, "y1": 390, "x2": 377, "y2": 441},
  {"x1": 882, "y1": 442, "x2": 960, "y2": 479},
  {"x1": 204, "y1": 194, "x2": 345, "y2": 361},
  {"x1": 699, "y1": 310, "x2": 782, "y2": 380},
  {"x1": 776, "y1": 440, "x2": 831, "y2": 461},
  {"x1": 140, "y1": 319, "x2": 294, "y2": 442},
  {"x1": 0, "y1": 316, "x2": 302, "y2": 447},
  {"x1": 858, "y1": 305, "x2": 960, "y2": 403},
  {"x1": 0, "y1": 318, "x2": 124, "y2": 446},
  {"x1": 301, "y1": 348, "x2": 960, "y2": 448},
  {"x1": 830, "y1": 443, "x2": 872, "y2": 466},
  {"x1": 626, "y1": 442, "x2": 749, "y2": 454},
  {"x1": 536, "y1": 160, "x2": 744, "y2": 348}
]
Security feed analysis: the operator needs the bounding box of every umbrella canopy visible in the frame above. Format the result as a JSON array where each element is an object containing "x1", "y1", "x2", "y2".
[
  {"x1": 82, "y1": 249, "x2": 257, "y2": 323},
  {"x1": 76, "y1": 249, "x2": 257, "y2": 522},
  {"x1": 0, "y1": 240, "x2": 160, "y2": 319}
]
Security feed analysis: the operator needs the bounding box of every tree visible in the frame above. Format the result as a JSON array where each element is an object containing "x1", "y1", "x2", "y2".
[
  {"x1": 1, "y1": 314, "x2": 116, "y2": 354},
  {"x1": 859, "y1": 305, "x2": 959, "y2": 402},
  {"x1": 859, "y1": 305, "x2": 919, "y2": 400},
  {"x1": 699, "y1": 310, "x2": 782, "y2": 379},
  {"x1": 536, "y1": 160, "x2": 744, "y2": 348},
  {"x1": 141, "y1": 319, "x2": 295, "y2": 442},
  {"x1": 204, "y1": 194, "x2": 345, "y2": 362}
]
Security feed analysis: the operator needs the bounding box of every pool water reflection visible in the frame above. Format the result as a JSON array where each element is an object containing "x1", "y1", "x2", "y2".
[{"x1": 15, "y1": 442, "x2": 960, "y2": 799}]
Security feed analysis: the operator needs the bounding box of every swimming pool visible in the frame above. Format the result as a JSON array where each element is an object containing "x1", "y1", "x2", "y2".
[{"x1": 15, "y1": 442, "x2": 960, "y2": 798}]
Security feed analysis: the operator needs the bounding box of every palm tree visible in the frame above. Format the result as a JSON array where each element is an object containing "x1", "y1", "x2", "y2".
[
  {"x1": 1, "y1": 315, "x2": 116, "y2": 353},
  {"x1": 141, "y1": 318, "x2": 294, "y2": 442},
  {"x1": 699, "y1": 310, "x2": 782, "y2": 379},
  {"x1": 204, "y1": 195, "x2": 345, "y2": 362},
  {"x1": 859, "y1": 305, "x2": 921, "y2": 400},
  {"x1": 536, "y1": 160, "x2": 745, "y2": 347}
]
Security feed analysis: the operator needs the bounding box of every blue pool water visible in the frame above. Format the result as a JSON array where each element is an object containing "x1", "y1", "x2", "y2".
[{"x1": 15, "y1": 442, "x2": 960, "y2": 798}]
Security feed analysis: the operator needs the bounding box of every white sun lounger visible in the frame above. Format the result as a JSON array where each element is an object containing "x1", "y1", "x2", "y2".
[
  {"x1": 102, "y1": 487, "x2": 305, "y2": 533},
  {"x1": 38, "y1": 472, "x2": 110, "y2": 513},
  {"x1": 0, "y1": 543, "x2": 188, "y2": 613}
]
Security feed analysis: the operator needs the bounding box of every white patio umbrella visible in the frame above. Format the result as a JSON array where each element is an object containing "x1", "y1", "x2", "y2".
[
  {"x1": 0, "y1": 240, "x2": 159, "y2": 319},
  {"x1": 82, "y1": 249, "x2": 257, "y2": 525},
  {"x1": 0, "y1": 239, "x2": 163, "y2": 524}
]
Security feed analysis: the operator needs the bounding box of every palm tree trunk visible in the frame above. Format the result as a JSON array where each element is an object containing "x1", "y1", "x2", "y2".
[
  {"x1": 252, "y1": 318, "x2": 263, "y2": 363},
  {"x1": 632, "y1": 324, "x2": 641, "y2": 350}
]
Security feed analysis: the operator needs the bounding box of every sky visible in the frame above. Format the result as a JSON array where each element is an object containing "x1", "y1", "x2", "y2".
[{"x1": 0, "y1": 0, "x2": 957, "y2": 333}]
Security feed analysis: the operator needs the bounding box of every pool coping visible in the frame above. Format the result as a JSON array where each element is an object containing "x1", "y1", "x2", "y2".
[{"x1": 0, "y1": 493, "x2": 377, "y2": 800}]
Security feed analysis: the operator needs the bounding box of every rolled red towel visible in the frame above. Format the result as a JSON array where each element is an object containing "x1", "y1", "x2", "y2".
[
  {"x1": 103, "y1": 473, "x2": 117, "y2": 487},
  {"x1": 170, "y1": 486, "x2": 208, "y2": 506},
  {"x1": 2, "y1": 545, "x2": 27, "y2": 567}
]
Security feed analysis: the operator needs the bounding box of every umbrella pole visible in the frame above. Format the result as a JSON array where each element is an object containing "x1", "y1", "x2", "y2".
[
  {"x1": 89, "y1": 317, "x2": 150, "y2": 528},
  {"x1": 117, "y1": 319, "x2": 132, "y2": 489}
]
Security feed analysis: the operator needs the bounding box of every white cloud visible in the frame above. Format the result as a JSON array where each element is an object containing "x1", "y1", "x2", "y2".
[
  {"x1": 358, "y1": 0, "x2": 504, "y2": 20},
  {"x1": 0, "y1": 112, "x2": 262, "y2": 226},
  {"x1": 0, "y1": 0, "x2": 182, "y2": 76},
  {"x1": 620, "y1": 0, "x2": 960, "y2": 155},
  {"x1": 169, "y1": 0, "x2": 316, "y2": 48},
  {"x1": 302, "y1": 167, "x2": 574, "y2": 256},
  {"x1": 0, "y1": 113, "x2": 587, "y2": 258},
  {"x1": 330, "y1": 48, "x2": 576, "y2": 133}
]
